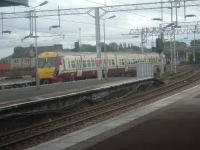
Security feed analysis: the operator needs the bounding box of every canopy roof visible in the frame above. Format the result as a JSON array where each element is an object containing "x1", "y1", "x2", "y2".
[{"x1": 0, "y1": 0, "x2": 28, "y2": 7}]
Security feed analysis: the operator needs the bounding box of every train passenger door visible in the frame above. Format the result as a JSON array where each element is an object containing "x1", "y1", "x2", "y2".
[{"x1": 76, "y1": 56, "x2": 82, "y2": 78}]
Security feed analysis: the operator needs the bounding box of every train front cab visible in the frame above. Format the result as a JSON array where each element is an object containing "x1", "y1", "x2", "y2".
[{"x1": 38, "y1": 52, "x2": 60, "y2": 84}]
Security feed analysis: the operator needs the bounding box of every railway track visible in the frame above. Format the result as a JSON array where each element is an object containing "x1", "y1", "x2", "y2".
[{"x1": 0, "y1": 70, "x2": 200, "y2": 150}]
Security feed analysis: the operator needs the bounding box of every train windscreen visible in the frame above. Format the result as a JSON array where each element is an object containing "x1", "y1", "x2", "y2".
[{"x1": 38, "y1": 57, "x2": 56, "y2": 68}]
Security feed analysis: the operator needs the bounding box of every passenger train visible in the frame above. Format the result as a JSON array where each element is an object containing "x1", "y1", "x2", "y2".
[{"x1": 38, "y1": 51, "x2": 162, "y2": 84}]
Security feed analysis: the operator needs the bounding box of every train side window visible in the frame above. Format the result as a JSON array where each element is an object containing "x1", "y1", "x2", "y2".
[
  {"x1": 14, "y1": 59, "x2": 19, "y2": 63},
  {"x1": 112, "y1": 59, "x2": 115, "y2": 66},
  {"x1": 62, "y1": 60, "x2": 66, "y2": 70},
  {"x1": 107, "y1": 60, "x2": 110, "y2": 66},
  {"x1": 68, "y1": 61, "x2": 71, "y2": 69},
  {"x1": 87, "y1": 60, "x2": 91, "y2": 68},
  {"x1": 71, "y1": 60, "x2": 75, "y2": 68},
  {"x1": 104, "y1": 59, "x2": 107, "y2": 66},
  {"x1": 91, "y1": 60, "x2": 95, "y2": 68},
  {"x1": 77, "y1": 59, "x2": 81, "y2": 69},
  {"x1": 107, "y1": 59, "x2": 109, "y2": 66},
  {"x1": 118, "y1": 59, "x2": 121, "y2": 65},
  {"x1": 122, "y1": 59, "x2": 125, "y2": 65},
  {"x1": 119, "y1": 59, "x2": 123, "y2": 66},
  {"x1": 83, "y1": 60, "x2": 86, "y2": 68}
]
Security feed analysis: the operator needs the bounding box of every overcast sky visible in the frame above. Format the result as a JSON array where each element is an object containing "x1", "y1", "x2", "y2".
[{"x1": 0, "y1": 0, "x2": 199, "y2": 58}]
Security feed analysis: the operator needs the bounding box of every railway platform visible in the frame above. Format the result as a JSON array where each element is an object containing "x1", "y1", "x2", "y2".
[
  {"x1": 0, "y1": 77, "x2": 152, "y2": 110},
  {"x1": 0, "y1": 76, "x2": 35, "y2": 90},
  {"x1": 27, "y1": 84, "x2": 200, "y2": 150}
]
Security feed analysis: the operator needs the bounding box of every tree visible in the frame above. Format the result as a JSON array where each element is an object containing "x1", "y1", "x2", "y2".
[
  {"x1": 189, "y1": 39, "x2": 200, "y2": 63},
  {"x1": 163, "y1": 41, "x2": 188, "y2": 57},
  {"x1": 80, "y1": 44, "x2": 96, "y2": 52},
  {"x1": 108, "y1": 42, "x2": 118, "y2": 51}
]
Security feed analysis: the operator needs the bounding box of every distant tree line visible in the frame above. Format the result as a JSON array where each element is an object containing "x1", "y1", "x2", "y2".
[
  {"x1": 189, "y1": 39, "x2": 200, "y2": 63},
  {"x1": 0, "y1": 56, "x2": 11, "y2": 64},
  {"x1": 65, "y1": 42, "x2": 146, "y2": 52},
  {"x1": 162, "y1": 39, "x2": 200, "y2": 63}
]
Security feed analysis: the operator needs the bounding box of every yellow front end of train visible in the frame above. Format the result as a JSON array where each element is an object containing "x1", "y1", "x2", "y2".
[{"x1": 38, "y1": 52, "x2": 58, "y2": 81}]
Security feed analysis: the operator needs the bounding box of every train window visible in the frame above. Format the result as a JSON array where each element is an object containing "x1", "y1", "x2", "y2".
[
  {"x1": 119, "y1": 59, "x2": 124, "y2": 66},
  {"x1": 62, "y1": 60, "x2": 66, "y2": 70},
  {"x1": 108, "y1": 60, "x2": 112, "y2": 66},
  {"x1": 77, "y1": 60, "x2": 81, "y2": 69},
  {"x1": 108, "y1": 60, "x2": 110, "y2": 66},
  {"x1": 122, "y1": 59, "x2": 125, "y2": 65},
  {"x1": 91, "y1": 60, "x2": 95, "y2": 68},
  {"x1": 14, "y1": 59, "x2": 19, "y2": 63},
  {"x1": 128, "y1": 59, "x2": 131, "y2": 64},
  {"x1": 83, "y1": 60, "x2": 86, "y2": 68},
  {"x1": 71, "y1": 60, "x2": 76, "y2": 68},
  {"x1": 87, "y1": 60, "x2": 91, "y2": 68},
  {"x1": 68, "y1": 61, "x2": 71, "y2": 68},
  {"x1": 112, "y1": 59, "x2": 115, "y2": 66},
  {"x1": 38, "y1": 58, "x2": 46, "y2": 68},
  {"x1": 104, "y1": 59, "x2": 108, "y2": 67},
  {"x1": 46, "y1": 57, "x2": 56, "y2": 67},
  {"x1": 118, "y1": 59, "x2": 121, "y2": 66}
]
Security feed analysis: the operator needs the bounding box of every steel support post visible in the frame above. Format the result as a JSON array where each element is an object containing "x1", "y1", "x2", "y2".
[
  {"x1": 174, "y1": 1, "x2": 178, "y2": 73},
  {"x1": 103, "y1": 20, "x2": 108, "y2": 79},
  {"x1": 140, "y1": 28, "x2": 145, "y2": 77},
  {"x1": 95, "y1": 7, "x2": 102, "y2": 80},
  {"x1": 29, "y1": 11, "x2": 33, "y2": 36},
  {"x1": 169, "y1": 37, "x2": 173, "y2": 72},
  {"x1": 140, "y1": 28, "x2": 145, "y2": 54},
  {"x1": 170, "y1": 1, "x2": 173, "y2": 72},
  {"x1": 173, "y1": 27, "x2": 177, "y2": 73},
  {"x1": 1, "y1": 13, "x2": 3, "y2": 36},
  {"x1": 175, "y1": 2, "x2": 178, "y2": 27},
  {"x1": 79, "y1": 28, "x2": 82, "y2": 51},
  {"x1": 159, "y1": 24, "x2": 164, "y2": 75},
  {"x1": 161, "y1": 0, "x2": 163, "y2": 22},
  {"x1": 193, "y1": 30, "x2": 196, "y2": 63},
  {"x1": 34, "y1": 10, "x2": 40, "y2": 89}
]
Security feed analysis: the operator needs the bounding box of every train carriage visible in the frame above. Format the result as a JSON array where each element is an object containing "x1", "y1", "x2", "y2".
[{"x1": 38, "y1": 51, "x2": 162, "y2": 84}]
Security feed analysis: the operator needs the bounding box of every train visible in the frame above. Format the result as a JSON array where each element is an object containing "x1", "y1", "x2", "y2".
[{"x1": 38, "y1": 51, "x2": 163, "y2": 84}]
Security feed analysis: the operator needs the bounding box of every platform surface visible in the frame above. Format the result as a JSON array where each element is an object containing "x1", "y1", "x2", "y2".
[
  {"x1": 0, "y1": 76, "x2": 34, "y2": 86},
  {"x1": 27, "y1": 83, "x2": 200, "y2": 150},
  {"x1": 87, "y1": 86, "x2": 200, "y2": 150},
  {"x1": 0, "y1": 77, "x2": 151, "y2": 108}
]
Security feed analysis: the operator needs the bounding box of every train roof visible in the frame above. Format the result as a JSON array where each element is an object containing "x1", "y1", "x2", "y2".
[
  {"x1": 57, "y1": 51, "x2": 159, "y2": 56},
  {"x1": 38, "y1": 51, "x2": 160, "y2": 58}
]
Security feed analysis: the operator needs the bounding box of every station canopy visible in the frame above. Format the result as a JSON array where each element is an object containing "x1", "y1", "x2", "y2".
[{"x1": 0, "y1": 0, "x2": 28, "y2": 7}]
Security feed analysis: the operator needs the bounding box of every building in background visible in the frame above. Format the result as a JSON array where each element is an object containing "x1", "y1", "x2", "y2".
[{"x1": 11, "y1": 44, "x2": 63, "y2": 69}]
